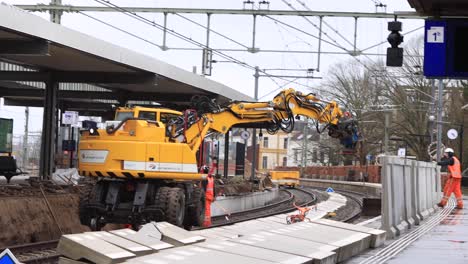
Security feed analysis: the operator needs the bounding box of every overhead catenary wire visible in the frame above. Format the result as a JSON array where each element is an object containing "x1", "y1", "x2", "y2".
[
  {"x1": 174, "y1": 13, "x2": 250, "y2": 49},
  {"x1": 360, "y1": 25, "x2": 425, "y2": 52},
  {"x1": 294, "y1": 0, "x2": 356, "y2": 48},
  {"x1": 264, "y1": 14, "x2": 374, "y2": 72},
  {"x1": 281, "y1": 0, "x2": 349, "y2": 49},
  {"x1": 91, "y1": 0, "x2": 328, "y2": 94},
  {"x1": 282, "y1": 0, "x2": 375, "y2": 64},
  {"x1": 79, "y1": 11, "x2": 163, "y2": 49}
]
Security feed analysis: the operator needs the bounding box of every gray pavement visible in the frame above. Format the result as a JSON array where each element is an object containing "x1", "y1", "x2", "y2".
[{"x1": 386, "y1": 195, "x2": 468, "y2": 264}]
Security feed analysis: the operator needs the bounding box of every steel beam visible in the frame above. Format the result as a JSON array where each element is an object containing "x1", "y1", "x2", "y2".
[
  {"x1": 15, "y1": 5, "x2": 426, "y2": 19},
  {"x1": 40, "y1": 77, "x2": 58, "y2": 179},
  {"x1": 224, "y1": 131, "x2": 230, "y2": 178},
  {"x1": 0, "y1": 39, "x2": 49, "y2": 56},
  {"x1": 0, "y1": 86, "x2": 195, "y2": 102},
  {"x1": 0, "y1": 71, "x2": 156, "y2": 83}
]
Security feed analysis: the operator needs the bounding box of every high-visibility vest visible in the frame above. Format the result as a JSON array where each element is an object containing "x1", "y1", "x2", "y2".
[
  {"x1": 206, "y1": 176, "x2": 214, "y2": 200},
  {"x1": 448, "y1": 156, "x2": 462, "y2": 178}
]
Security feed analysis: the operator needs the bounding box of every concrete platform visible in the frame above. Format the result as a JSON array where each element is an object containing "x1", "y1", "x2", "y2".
[
  {"x1": 231, "y1": 231, "x2": 337, "y2": 264},
  {"x1": 386, "y1": 199, "x2": 468, "y2": 264},
  {"x1": 196, "y1": 239, "x2": 314, "y2": 264},
  {"x1": 190, "y1": 228, "x2": 240, "y2": 240},
  {"x1": 57, "y1": 233, "x2": 135, "y2": 264},
  {"x1": 312, "y1": 219, "x2": 386, "y2": 248},
  {"x1": 267, "y1": 222, "x2": 371, "y2": 262},
  {"x1": 124, "y1": 245, "x2": 275, "y2": 264},
  {"x1": 110, "y1": 227, "x2": 173, "y2": 251}
]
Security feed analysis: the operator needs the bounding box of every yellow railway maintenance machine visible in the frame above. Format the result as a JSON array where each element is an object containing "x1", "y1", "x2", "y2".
[
  {"x1": 269, "y1": 171, "x2": 300, "y2": 188},
  {"x1": 78, "y1": 88, "x2": 358, "y2": 230}
]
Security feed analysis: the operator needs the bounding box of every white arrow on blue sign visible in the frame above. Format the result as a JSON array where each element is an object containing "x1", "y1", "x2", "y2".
[
  {"x1": 0, "y1": 249, "x2": 19, "y2": 264},
  {"x1": 326, "y1": 187, "x2": 335, "y2": 193}
]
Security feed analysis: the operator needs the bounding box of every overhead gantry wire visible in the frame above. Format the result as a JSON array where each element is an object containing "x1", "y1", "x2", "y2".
[
  {"x1": 295, "y1": 0, "x2": 356, "y2": 48},
  {"x1": 174, "y1": 13, "x2": 251, "y2": 49},
  {"x1": 360, "y1": 25, "x2": 425, "y2": 53},
  {"x1": 91, "y1": 0, "x2": 328, "y2": 95},
  {"x1": 79, "y1": 11, "x2": 163, "y2": 49},
  {"x1": 264, "y1": 15, "x2": 374, "y2": 72},
  {"x1": 281, "y1": 0, "x2": 353, "y2": 50}
]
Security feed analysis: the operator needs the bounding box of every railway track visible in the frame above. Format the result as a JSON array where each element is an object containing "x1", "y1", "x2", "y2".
[
  {"x1": 208, "y1": 187, "x2": 317, "y2": 228},
  {"x1": 1, "y1": 240, "x2": 60, "y2": 264},
  {"x1": 306, "y1": 186, "x2": 364, "y2": 223}
]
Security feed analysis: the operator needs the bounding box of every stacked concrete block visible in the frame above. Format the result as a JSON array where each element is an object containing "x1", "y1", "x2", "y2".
[{"x1": 57, "y1": 233, "x2": 136, "y2": 264}]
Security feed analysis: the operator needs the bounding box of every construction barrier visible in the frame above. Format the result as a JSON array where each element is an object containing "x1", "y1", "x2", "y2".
[{"x1": 381, "y1": 156, "x2": 441, "y2": 238}]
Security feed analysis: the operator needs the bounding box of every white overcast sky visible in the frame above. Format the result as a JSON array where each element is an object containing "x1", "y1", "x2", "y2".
[{"x1": 0, "y1": 0, "x2": 424, "y2": 135}]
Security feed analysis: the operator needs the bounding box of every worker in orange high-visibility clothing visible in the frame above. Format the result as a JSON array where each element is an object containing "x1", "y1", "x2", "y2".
[
  {"x1": 202, "y1": 157, "x2": 217, "y2": 227},
  {"x1": 437, "y1": 148, "x2": 463, "y2": 209}
]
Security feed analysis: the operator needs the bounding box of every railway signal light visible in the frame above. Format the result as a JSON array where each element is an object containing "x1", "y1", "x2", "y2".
[{"x1": 386, "y1": 21, "x2": 404, "y2": 67}]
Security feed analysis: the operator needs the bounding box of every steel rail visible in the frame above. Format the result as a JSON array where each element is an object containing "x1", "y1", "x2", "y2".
[{"x1": 206, "y1": 187, "x2": 317, "y2": 228}]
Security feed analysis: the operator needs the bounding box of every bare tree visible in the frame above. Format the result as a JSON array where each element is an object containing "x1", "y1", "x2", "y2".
[
  {"x1": 322, "y1": 60, "x2": 386, "y2": 165},
  {"x1": 380, "y1": 37, "x2": 438, "y2": 160}
]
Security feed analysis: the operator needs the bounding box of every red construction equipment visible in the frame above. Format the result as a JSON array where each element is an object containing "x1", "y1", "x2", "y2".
[{"x1": 286, "y1": 202, "x2": 315, "y2": 224}]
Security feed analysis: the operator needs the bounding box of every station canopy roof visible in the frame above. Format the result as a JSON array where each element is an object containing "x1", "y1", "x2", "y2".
[
  {"x1": 408, "y1": 0, "x2": 468, "y2": 16},
  {"x1": 0, "y1": 4, "x2": 252, "y2": 116}
]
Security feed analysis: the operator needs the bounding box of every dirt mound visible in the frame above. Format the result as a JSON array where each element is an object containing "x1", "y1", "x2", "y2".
[{"x1": 0, "y1": 193, "x2": 87, "y2": 247}]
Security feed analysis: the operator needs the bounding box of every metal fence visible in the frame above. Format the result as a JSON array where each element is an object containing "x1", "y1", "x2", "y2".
[
  {"x1": 12, "y1": 133, "x2": 42, "y2": 176},
  {"x1": 381, "y1": 156, "x2": 441, "y2": 238}
]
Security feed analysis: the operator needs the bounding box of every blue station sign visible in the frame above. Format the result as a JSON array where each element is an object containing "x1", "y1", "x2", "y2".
[{"x1": 424, "y1": 19, "x2": 468, "y2": 78}]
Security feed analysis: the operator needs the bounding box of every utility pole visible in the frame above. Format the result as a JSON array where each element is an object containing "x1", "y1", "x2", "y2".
[
  {"x1": 50, "y1": 0, "x2": 62, "y2": 24},
  {"x1": 384, "y1": 111, "x2": 389, "y2": 154},
  {"x1": 23, "y1": 107, "x2": 29, "y2": 169},
  {"x1": 430, "y1": 79, "x2": 436, "y2": 143},
  {"x1": 436, "y1": 79, "x2": 444, "y2": 161},
  {"x1": 250, "y1": 66, "x2": 259, "y2": 181},
  {"x1": 301, "y1": 121, "x2": 308, "y2": 176}
]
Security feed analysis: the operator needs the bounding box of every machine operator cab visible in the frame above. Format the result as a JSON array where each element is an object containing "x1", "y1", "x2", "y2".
[
  {"x1": 83, "y1": 106, "x2": 183, "y2": 143},
  {"x1": 114, "y1": 106, "x2": 181, "y2": 125},
  {"x1": 103, "y1": 107, "x2": 182, "y2": 138}
]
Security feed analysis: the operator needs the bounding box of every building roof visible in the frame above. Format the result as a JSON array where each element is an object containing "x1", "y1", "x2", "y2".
[{"x1": 407, "y1": 0, "x2": 468, "y2": 16}]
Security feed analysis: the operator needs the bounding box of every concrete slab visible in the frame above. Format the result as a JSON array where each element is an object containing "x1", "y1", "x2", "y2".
[
  {"x1": 190, "y1": 229, "x2": 239, "y2": 240},
  {"x1": 312, "y1": 219, "x2": 386, "y2": 248},
  {"x1": 220, "y1": 220, "x2": 280, "y2": 235},
  {"x1": 261, "y1": 215, "x2": 287, "y2": 224},
  {"x1": 57, "y1": 233, "x2": 135, "y2": 264},
  {"x1": 86, "y1": 231, "x2": 153, "y2": 255},
  {"x1": 154, "y1": 222, "x2": 205, "y2": 246},
  {"x1": 124, "y1": 245, "x2": 275, "y2": 264},
  {"x1": 110, "y1": 227, "x2": 173, "y2": 251},
  {"x1": 231, "y1": 231, "x2": 337, "y2": 264},
  {"x1": 197, "y1": 239, "x2": 314, "y2": 264},
  {"x1": 257, "y1": 217, "x2": 287, "y2": 225},
  {"x1": 268, "y1": 222, "x2": 371, "y2": 262}
]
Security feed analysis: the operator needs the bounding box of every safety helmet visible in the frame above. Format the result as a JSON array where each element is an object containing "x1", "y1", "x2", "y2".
[{"x1": 444, "y1": 148, "x2": 454, "y2": 154}]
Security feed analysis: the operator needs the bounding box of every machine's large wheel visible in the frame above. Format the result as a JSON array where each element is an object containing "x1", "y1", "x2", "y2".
[
  {"x1": 165, "y1": 188, "x2": 186, "y2": 227},
  {"x1": 184, "y1": 187, "x2": 205, "y2": 229},
  {"x1": 154, "y1": 186, "x2": 171, "y2": 218}
]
